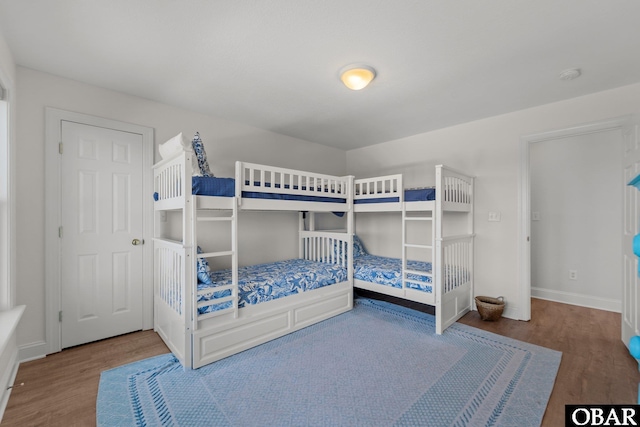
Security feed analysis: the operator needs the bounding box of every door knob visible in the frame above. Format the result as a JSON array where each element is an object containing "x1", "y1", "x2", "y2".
[{"x1": 132, "y1": 238, "x2": 143, "y2": 246}]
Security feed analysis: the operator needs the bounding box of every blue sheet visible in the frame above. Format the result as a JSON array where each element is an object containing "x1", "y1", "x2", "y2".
[
  {"x1": 197, "y1": 258, "x2": 348, "y2": 314},
  {"x1": 355, "y1": 187, "x2": 436, "y2": 204},
  {"x1": 192, "y1": 176, "x2": 235, "y2": 197}
]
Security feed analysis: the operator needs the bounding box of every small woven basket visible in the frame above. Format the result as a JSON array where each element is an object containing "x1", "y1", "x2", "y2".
[{"x1": 475, "y1": 296, "x2": 505, "y2": 321}]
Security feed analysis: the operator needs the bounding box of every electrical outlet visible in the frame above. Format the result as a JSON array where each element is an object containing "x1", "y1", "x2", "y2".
[
  {"x1": 488, "y1": 211, "x2": 501, "y2": 222},
  {"x1": 569, "y1": 270, "x2": 578, "y2": 280},
  {"x1": 160, "y1": 211, "x2": 167, "y2": 222},
  {"x1": 532, "y1": 211, "x2": 541, "y2": 221}
]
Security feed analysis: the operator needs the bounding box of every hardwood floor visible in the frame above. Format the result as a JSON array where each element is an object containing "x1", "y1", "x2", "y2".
[{"x1": 2, "y1": 297, "x2": 638, "y2": 426}]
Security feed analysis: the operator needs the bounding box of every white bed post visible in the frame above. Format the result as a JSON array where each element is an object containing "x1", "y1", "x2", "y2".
[
  {"x1": 435, "y1": 166, "x2": 444, "y2": 334},
  {"x1": 309, "y1": 212, "x2": 316, "y2": 231},
  {"x1": 231, "y1": 196, "x2": 239, "y2": 319},
  {"x1": 468, "y1": 176, "x2": 475, "y2": 312},
  {"x1": 298, "y1": 212, "x2": 305, "y2": 259},
  {"x1": 401, "y1": 203, "x2": 407, "y2": 292},
  {"x1": 347, "y1": 176, "x2": 354, "y2": 297},
  {"x1": 184, "y1": 151, "x2": 195, "y2": 369},
  {"x1": 235, "y1": 161, "x2": 243, "y2": 209}
]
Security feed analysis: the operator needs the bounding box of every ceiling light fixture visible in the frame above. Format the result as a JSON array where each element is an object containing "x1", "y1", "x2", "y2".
[
  {"x1": 339, "y1": 64, "x2": 376, "y2": 90},
  {"x1": 559, "y1": 68, "x2": 581, "y2": 81}
]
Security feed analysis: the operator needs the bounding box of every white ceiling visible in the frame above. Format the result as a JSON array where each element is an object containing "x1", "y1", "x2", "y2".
[{"x1": 1, "y1": 0, "x2": 639, "y2": 150}]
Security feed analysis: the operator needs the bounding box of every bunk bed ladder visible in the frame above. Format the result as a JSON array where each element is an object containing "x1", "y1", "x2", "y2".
[
  {"x1": 401, "y1": 205, "x2": 434, "y2": 294},
  {"x1": 192, "y1": 199, "x2": 239, "y2": 326}
]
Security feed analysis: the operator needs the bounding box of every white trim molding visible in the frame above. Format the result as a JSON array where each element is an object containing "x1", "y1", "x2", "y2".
[
  {"x1": 44, "y1": 108, "x2": 154, "y2": 355},
  {"x1": 17, "y1": 340, "x2": 47, "y2": 363},
  {"x1": 532, "y1": 288, "x2": 621, "y2": 313}
]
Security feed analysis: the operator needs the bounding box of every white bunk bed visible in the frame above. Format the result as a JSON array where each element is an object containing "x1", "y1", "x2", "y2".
[
  {"x1": 153, "y1": 145, "x2": 354, "y2": 369},
  {"x1": 353, "y1": 165, "x2": 474, "y2": 334}
]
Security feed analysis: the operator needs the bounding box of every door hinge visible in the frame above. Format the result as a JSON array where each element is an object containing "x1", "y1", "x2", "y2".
[
  {"x1": 59, "y1": 142, "x2": 63, "y2": 154},
  {"x1": 58, "y1": 226, "x2": 63, "y2": 238},
  {"x1": 59, "y1": 311, "x2": 63, "y2": 322}
]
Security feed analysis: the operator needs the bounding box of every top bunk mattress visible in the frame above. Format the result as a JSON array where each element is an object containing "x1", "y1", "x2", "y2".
[
  {"x1": 183, "y1": 176, "x2": 348, "y2": 203},
  {"x1": 355, "y1": 188, "x2": 436, "y2": 204}
]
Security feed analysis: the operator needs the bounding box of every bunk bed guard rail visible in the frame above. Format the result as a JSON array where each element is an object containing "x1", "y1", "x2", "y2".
[
  {"x1": 153, "y1": 150, "x2": 190, "y2": 210},
  {"x1": 354, "y1": 174, "x2": 403, "y2": 202},
  {"x1": 435, "y1": 165, "x2": 473, "y2": 207},
  {"x1": 300, "y1": 231, "x2": 352, "y2": 269},
  {"x1": 236, "y1": 161, "x2": 351, "y2": 202}
]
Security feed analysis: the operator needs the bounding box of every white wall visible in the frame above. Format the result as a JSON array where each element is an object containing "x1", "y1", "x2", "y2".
[
  {"x1": 347, "y1": 82, "x2": 640, "y2": 320},
  {"x1": 0, "y1": 28, "x2": 15, "y2": 84},
  {"x1": 15, "y1": 67, "x2": 346, "y2": 357},
  {"x1": 530, "y1": 129, "x2": 621, "y2": 311}
]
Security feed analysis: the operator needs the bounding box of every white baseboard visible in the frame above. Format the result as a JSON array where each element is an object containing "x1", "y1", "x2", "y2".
[
  {"x1": 531, "y1": 287, "x2": 621, "y2": 313},
  {"x1": 18, "y1": 340, "x2": 47, "y2": 363},
  {"x1": 502, "y1": 303, "x2": 520, "y2": 320}
]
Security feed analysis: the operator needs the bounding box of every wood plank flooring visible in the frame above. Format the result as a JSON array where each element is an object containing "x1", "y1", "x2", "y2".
[{"x1": 2, "y1": 297, "x2": 638, "y2": 426}]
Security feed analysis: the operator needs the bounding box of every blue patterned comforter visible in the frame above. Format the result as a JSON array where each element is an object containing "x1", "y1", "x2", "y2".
[
  {"x1": 354, "y1": 255, "x2": 470, "y2": 293},
  {"x1": 354, "y1": 255, "x2": 433, "y2": 292},
  {"x1": 198, "y1": 258, "x2": 348, "y2": 314}
]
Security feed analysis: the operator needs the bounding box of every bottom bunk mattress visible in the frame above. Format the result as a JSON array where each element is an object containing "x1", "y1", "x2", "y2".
[
  {"x1": 353, "y1": 254, "x2": 471, "y2": 295},
  {"x1": 354, "y1": 255, "x2": 433, "y2": 293},
  {"x1": 198, "y1": 258, "x2": 348, "y2": 314}
]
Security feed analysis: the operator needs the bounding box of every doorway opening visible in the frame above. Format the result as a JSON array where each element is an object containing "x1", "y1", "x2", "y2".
[{"x1": 518, "y1": 116, "x2": 632, "y2": 322}]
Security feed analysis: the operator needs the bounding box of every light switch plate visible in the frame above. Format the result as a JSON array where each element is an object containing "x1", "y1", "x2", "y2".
[{"x1": 488, "y1": 211, "x2": 501, "y2": 222}]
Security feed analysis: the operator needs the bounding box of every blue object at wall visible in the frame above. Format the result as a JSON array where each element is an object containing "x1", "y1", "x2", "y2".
[
  {"x1": 628, "y1": 177, "x2": 640, "y2": 274},
  {"x1": 629, "y1": 173, "x2": 640, "y2": 191},
  {"x1": 634, "y1": 235, "x2": 640, "y2": 258}
]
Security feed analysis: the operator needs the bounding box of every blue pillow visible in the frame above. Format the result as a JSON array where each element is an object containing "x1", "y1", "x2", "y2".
[
  {"x1": 353, "y1": 235, "x2": 367, "y2": 258},
  {"x1": 197, "y1": 246, "x2": 213, "y2": 284},
  {"x1": 191, "y1": 132, "x2": 214, "y2": 177},
  {"x1": 333, "y1": 235, "x2": 367, "y2": 260}
]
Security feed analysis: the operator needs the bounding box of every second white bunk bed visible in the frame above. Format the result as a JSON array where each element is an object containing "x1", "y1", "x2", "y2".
[
  {"x1": 353, "y1": 165, "x2": 474, "y2": 334},
  {"x1": 153, "y1": 146, "x2": 354, "y2": 369}
]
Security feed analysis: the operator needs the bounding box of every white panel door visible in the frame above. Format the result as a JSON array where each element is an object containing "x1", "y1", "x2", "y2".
[
  {"x1": 60, "y1": 121, "x2": 144, "y2": 348},
  {"x1": 622, "y1": 120, "x2": 640, "y2": 347}
]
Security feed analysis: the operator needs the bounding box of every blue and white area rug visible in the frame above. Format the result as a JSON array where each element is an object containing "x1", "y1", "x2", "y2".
[{"x1": 97, "y1": 298, "x2": 561, "y2": 427}]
